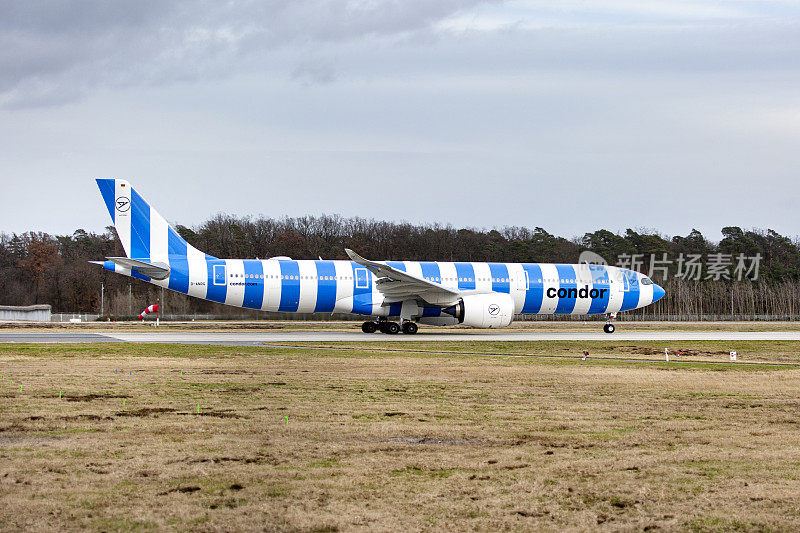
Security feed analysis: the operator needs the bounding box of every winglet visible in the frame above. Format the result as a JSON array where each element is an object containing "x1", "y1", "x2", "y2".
[
  {"x1": 345, "y1": 248, "x2": 388, "y2": 278},
  {"x1": 345, "y1": 248, "x2": 366, "y2": 264}
]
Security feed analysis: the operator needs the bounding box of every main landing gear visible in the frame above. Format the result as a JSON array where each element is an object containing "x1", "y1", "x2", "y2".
[
  {"x1": 603, "y1": 313, "x2": 617, "y2": 334},
  {"x1": 361, "y1": 320, "x2": 418, "y2": 335}
]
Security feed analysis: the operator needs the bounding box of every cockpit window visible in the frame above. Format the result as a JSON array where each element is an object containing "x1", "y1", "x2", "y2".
[{"x1": 640, "y1": 277, "x2": 653, "y2": 285}]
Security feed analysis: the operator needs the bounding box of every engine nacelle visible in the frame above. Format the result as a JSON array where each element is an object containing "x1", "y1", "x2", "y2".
[{"x1": 444, "y1": 293, "x2": 514, "y2": 328}]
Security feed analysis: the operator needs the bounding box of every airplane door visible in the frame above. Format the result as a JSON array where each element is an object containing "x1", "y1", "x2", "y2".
[
  {"x1": 355, "y1": 268, "x2": 369, "y2": 290},
  {"x1": 625, "y1": 272, "x2": 639, "y2": 291},
  {"x1": 515, "y1": 269, "x2": 529, "y2": 296},
  {"x1": 213, "y1": 264, "x2": 226, "y2": 286},
  {"x1": 624, "y1": 271, "x2": 639, "y2": 292},
  {"x1": 518, "y1": 270, "x2": 529, "y2": 291},
  {"x1": 518, "y1": 270, "x2": 529, "y2": 311}
]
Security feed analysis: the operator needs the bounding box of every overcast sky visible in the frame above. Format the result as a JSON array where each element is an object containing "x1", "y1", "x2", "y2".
[{"x1": 1, "y1": 1, "x2": 799, "y2": 242}]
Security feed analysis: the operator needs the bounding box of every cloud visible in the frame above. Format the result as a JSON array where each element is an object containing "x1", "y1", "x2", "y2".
[
  {"x1": 292, "y1": 59, "x2": 338, "y2": 85},
  {"x1": 0, "y1": 0, "x2": 495, "y2": 107},
  {"x1": 2, "y1": 1, "x2": 800, "y2": 108}
]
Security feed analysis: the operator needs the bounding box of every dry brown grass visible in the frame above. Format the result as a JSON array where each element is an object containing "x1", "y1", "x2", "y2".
[
  {"x1": 303, "y1": 339, "x2": 800, "y2": 364},
  {"x1": 1, "y1": 343, "x2": 800, "y2": 531}
]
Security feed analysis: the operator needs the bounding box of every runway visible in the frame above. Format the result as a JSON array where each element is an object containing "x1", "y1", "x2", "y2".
[{"x1": 2, "y1": 330, "x2": 800, "y2": 345}]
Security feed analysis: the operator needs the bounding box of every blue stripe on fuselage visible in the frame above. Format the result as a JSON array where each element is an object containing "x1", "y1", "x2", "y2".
[
  {"x1": 420, "y1": 262, "x2": 440, "y2": 283},
  {"x1": 278, "y1": 261, "x2": 300, "y2": 312},
  {"x1": 620, "y1": 270, "x2": 640, "y2": 311},
  {"x1": 421, "y1": 306, "x2": 442, "y2": 317},
  {"x1": 384, "y1": 262, "x2": 405, "y2": 316},
  {"x1": 387, "y1": 302, "x2": 402, "y2": 316},
  {"x1": 242, "y1": 260, "x2": 264, "y2": 310},
  {"x1": 419, "y1": 262, "x2": 442, "y2": 317},
  {"x1": 489, "y1": 263, "x2": 510, "y2": 294},
  {"x1": 588, "y1": 265, "x2": 611, "y2": 314},
  {"x1": 167, "y1": 227, "x2": 189, "y2": 294},
  {"x1": 206, "y1": 260, "x2": 227, "y2": 303},
  {"x1": 314, "y1": 260, "x2": 336, "y2": 312},
  {"x1": 454, "y1": 262, "x2": 476, "y2": 290},
  {"x1": 352, "y1": 263, "x2": 372, "y2": 315},
  {"x1": 555, "y1": 264, "x2": 577, "y2": 314},
  {"x1": 521, "y1": 263, "x2": 543, "y2": 314},
  {"x1": 386, "y1": 261, "x2": 406, "y2": 272}
]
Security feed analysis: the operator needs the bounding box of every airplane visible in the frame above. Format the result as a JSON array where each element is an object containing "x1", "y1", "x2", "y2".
[{"x1": 92, "y1": 179, "x2": 665, "y2": 334}]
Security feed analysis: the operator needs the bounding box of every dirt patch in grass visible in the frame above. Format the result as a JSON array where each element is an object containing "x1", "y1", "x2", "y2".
[
  {"x1": 175, "y1": 410, "x2": 243, "y2": 419},
  {"x1": 115, "y1": 407, "x2": 176, "y2": 417},
  {"x1": 60, "y1": 414, "x2": 113, "y2": 421},
  {"x1": 159, "y1": 486, "x2": 201, "y2": 495},
  {"x1": 167, "y1": 454, "x2": 275, "y2": 465},
  {"x1": 64, "y1": 393, "x2": 130, "y2": 402},
  {"x1": 386, "y1": 436, "x2": 488, "y2": 445}
]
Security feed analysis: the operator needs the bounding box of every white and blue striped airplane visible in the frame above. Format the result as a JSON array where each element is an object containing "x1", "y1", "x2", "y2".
[{"x1": 92, "y1": 179, "x2": 665, "y2": 334}]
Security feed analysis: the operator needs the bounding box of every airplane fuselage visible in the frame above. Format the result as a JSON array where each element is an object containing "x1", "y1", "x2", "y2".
[{"x1": 102, "y1": 257, "x2": 658, "y2": 321}]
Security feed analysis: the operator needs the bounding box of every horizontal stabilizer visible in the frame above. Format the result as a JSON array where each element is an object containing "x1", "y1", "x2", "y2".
[{"x1": 105, "y1": 257, "x2": 171, "y2": 280}]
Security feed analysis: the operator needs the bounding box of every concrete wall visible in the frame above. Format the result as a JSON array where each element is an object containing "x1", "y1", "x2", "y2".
[
  {"x1": 51, "y1": 313, "x2": 99, "y2": 323},
  {"x1": 0, "y1": 305, "x2": 52, "y2": 322}
]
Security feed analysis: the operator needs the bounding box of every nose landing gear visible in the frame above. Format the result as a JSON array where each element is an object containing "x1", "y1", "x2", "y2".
[{"x1": 603, "y1": 313, "x2": 617, "y2": 334}]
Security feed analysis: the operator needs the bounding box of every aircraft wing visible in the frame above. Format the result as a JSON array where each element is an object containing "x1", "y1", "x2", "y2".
[
  {"x1": 101, "y1": 257, "x2": 171, "y2": 280},
  {"x1": 345, "y1": 248, "x2": 461, "y2": 306}
]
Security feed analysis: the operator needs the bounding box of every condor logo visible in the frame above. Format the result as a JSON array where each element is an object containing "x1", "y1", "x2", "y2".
[
  {"x1": 115, "y1": 196, "x2": 131, "y2": 213},
  {"x1": 547, "y1": 286, "x2": 608, "y2": 299}
]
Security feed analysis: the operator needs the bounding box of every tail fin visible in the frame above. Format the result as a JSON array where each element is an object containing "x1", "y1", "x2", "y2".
[{"x1": 95, "y1": 178, "x2": 208, "y2": 261}]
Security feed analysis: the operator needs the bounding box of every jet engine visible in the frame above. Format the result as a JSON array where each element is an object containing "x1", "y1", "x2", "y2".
[{"x1": 443, "y1": 293, "x2": 514, "y2": 328}]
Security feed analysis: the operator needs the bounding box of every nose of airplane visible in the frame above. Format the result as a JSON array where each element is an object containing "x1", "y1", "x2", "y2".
[{"x1": 652, "y1": 283, "x2": 666, "y2": 303}]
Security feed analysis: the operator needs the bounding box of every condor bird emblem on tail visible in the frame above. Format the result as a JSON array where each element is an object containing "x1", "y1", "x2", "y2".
[{"x1": 115, "y1": 197, "x2": 130, "y2": 213}]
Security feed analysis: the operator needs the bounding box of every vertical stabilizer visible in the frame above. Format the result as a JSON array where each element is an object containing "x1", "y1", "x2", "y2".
[{"x1": 95, "y1": 178, "x2": 207, "y2": 262}]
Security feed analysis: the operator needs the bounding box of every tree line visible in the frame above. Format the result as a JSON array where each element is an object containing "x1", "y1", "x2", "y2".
[{"x1": 1, "y1": 215, "x2": 799, "y2": 319}]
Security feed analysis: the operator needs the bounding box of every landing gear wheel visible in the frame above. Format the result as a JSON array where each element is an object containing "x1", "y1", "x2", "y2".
[
  {"x1": 385, "y1": 322, "x2": 401, "y2": 335},
  {"x1": 603, "y1": 323, "x2": 615, "y2": 334},
  {"x1": 401, "y1": 322, "x2": 418, "y2": 335},
  {"x1": 362, "y1": 321, "x2": 378, "y2": 333}
]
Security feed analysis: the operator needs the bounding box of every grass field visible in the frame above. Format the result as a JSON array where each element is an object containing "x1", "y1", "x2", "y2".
[{"x1": 2, "y1": 341, "x2": 800, "y2": 531}]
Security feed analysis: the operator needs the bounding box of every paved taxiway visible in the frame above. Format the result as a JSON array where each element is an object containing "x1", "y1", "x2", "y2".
[{"x1": 1, "y1": 330, "x2": 800, "y2": 345}]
